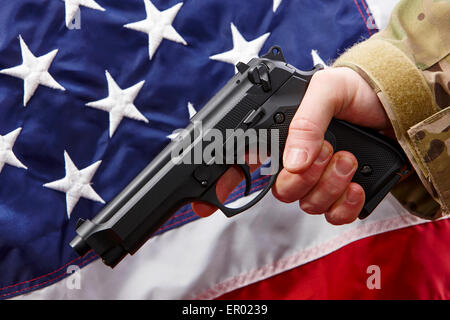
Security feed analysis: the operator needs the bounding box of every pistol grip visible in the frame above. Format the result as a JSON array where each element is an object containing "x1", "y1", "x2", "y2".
[{"x1": 324, "y1": 119, "x2": 408, "y2": 218}]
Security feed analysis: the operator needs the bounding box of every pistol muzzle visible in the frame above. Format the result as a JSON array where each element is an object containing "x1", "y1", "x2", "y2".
[{"x1": 70, "y1": 235, "x2": 91, "y2": 257}]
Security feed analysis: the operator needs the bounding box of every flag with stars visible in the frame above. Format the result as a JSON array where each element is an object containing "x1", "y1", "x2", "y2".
[{"x1": 1, "y1": 0, "x2": 448, "y2": 300}]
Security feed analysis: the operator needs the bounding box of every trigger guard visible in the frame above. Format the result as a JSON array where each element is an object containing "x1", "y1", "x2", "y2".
[
  {"x1": 196, "y1": 164, "x2": 282, "y2": 218},
  {"x1": 237, "y1": 163, "x2": 252, "y2": 196},
  {"x1": 219, "y1": 173, "x2": 278, "y2": 218},
  {"x1": 218, "y1": 173, "x2": 279, "y2": 218}
]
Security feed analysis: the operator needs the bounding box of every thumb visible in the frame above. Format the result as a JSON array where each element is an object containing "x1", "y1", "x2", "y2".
[{"x1": 283, "y1": 69, "x2": 346, "y2": 173}]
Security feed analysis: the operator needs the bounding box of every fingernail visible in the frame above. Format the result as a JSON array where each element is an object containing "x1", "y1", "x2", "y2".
[
  {"x1": 314, "y1": 144, "x2": 331, "y2": 164},
  {"x1": 284, "y1": 148, "x2": 308, "y2": 171},
  {"x1": 335, "y1": 156, "x2": 355, "y2": 176},
  {"x1": 346, "y1": 186, "x2": 361, "y2": 204}
]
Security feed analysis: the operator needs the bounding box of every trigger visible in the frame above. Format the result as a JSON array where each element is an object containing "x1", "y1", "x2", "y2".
[{"x1": 238, "y1": 163, "x2": 252, "y2": 196}]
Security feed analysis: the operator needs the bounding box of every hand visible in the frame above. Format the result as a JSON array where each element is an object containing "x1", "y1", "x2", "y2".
[{"x1": 192, "y1": 67, "x2": 392, "y2": 225}]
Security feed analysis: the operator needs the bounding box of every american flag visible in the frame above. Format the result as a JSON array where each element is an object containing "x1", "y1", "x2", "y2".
[{"x1": 1, "y1": 0, "x2": 448, "y2": 300}]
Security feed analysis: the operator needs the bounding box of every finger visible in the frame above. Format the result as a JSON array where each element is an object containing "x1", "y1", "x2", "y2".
[
  {"x1": 192, "y1": 162, "x2": 260, "y2": 218},
  {"x1": 300, "y1": 151, "x2": 358, "y2": 214},
  {"x1": 325, "y1": 183, "x2": 365, "y2": 225},
  {"x1": 283, "y1": 70, "x2": 344, "y2": 173},
  {"x1": 272, "y1": 141, "x2": 333, "y2": 203},
  {"x1": 192, "y1": 165, "x2": 243, "y2": 217}
]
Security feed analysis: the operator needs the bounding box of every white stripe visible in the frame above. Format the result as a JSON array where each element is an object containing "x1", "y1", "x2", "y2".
[
  {"x1": 365, "y1": 0, "x2": 401, "y2": 30},
  {"x1": 15, "y1": 191, "x2": 434, "y2": 300}
]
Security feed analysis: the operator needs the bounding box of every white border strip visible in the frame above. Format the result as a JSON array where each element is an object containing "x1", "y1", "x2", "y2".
[{"x1": 365, "y1": 0, "x2": 401, "y2": 30}]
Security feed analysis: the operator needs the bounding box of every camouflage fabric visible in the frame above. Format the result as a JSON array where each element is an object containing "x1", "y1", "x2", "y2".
[
  {"x1": 423, "y1": 55, "x2": 450, "y2": 109},
  {"x1": 407, "y1": 107, "x2": 450, "y2": 216},
  {"x1": 374, "y1": 0, "x2": 450, "y2": 70},
  {"x1": 333, "y1": 0, "x2": 450, "y2": 219}
]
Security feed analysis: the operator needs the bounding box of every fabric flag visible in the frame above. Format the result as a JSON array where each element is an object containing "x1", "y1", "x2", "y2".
[{"x1": 0, "y1": 0, "x2": 447, "y2": 300}]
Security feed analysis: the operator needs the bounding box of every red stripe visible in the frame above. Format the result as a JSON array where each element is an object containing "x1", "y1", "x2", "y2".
[
  {"x1": 0, "y1": 253, "x2": 98, "y2": 299},
  {"x1": 218, "y1": 219, "x2": 450, "y2": 299},
  {"x1": 0, "y1": 250, "x2": 93, "y2": 292},
  {"x1": 360, "y1": 0, "x2": 369, "y2": 13},
  {"x1": 360, "y1": 0, "x2": 378, "y2": 32},
  {"x1": 353, "y1": 0, "x2": 372, "y2": 36}
]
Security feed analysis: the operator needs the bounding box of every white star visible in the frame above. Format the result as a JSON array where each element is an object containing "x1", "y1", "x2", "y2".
[
  {"x1": 0, "y1": 36, "x2": 65, "y2": 106},
  {"x1": 187, "y1": 101, "x2": 197, "y2": 119},
  {"x1": 43, "y1": 151, "x2": 104, "y2": 219},
  {"x1": 64, "y1": 0, "x2": 105, "y2": 27},
  {"x1": 167, "y1": 130, "x2": 182, "y2": 141},
  {"x1": 167, "y1": 102, "x2": 197, "y2": 140},
  {"x1": 209, "y1": 23, "x2": 270, "y2": 72},
  {"x1": 124, "y1": 0, "x2": 187, "y2": 60},
  {"x1": 311, "y1": 49, "x2": 329, "y2": 69},
  {"x1": 0, "y1": 128, "x2": 27, "y2": 173},
  {"x1": 86, "y1": 70, "x2": 148, "y2": 138},
  {"x1": 273, "y1": 0, "x2": 282, "y2": 12}
]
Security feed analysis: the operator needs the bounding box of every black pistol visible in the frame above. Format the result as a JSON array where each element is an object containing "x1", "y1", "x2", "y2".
[{"x1": 70, "y1": 46, "x2": 408, "y2": 268}]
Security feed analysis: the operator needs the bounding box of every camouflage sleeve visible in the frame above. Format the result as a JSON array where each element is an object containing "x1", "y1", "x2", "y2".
[{"x1": 333, "y1": 0, "x2": 450, "y2": 220}]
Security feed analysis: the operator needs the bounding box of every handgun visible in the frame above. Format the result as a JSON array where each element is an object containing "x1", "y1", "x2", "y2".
[{"x1": 70, "y1": 46, "x2": 409, "y2": 268}]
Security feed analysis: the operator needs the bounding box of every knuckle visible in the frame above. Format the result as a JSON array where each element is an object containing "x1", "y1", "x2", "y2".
[
  {"x1": 272, "y1": 188, "x2": 295, "y2": 203},
  {"x1": 325, "y1": 211, "x2": 344, "y2": 225},
  {"x1": 311, "y1": 68, "x2": 349, "y2": 85},
  {"x1": 300, "y1": 201, "x2": 321, "y2": 214},
  {"x1": 310, "y1": 69, "x2": 345, "y2": 112},
  {"x1": 311, "y1": 69, "x2": 334, "y2": 83},
  {"x1": 299, "y1": 172, "x2": 322, "y2": 194},
  {"x1": 302, "y1": 173, "x2": 319, "y2": 189},
  {"x1": 275, "y1": 173, "x2": 315, "y2": 203},
  {"x1": 324, "y1": 211, "x2": 338, "y2": 224},
  {"x1": 325, "y1": 209, "x2": 356, "y2": 225},
  {"x1": 318, "y1": 177, "x2": 347, "y2": 198},
  {"x1": 273, "y1": 175, "x2": 298, "y2": 203},
  {"x1": 307, "y1": 205, "x2": 327, "y2": 215},
  {"x1": 326, "y1": 184, "x2": 345, "y2": 198},
  {"x1": 300, "y1": 196, "x2": 329, "y2": 214},
  {"x1": 288, "y1": 117, "x2": 323, "y2": 140}
]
